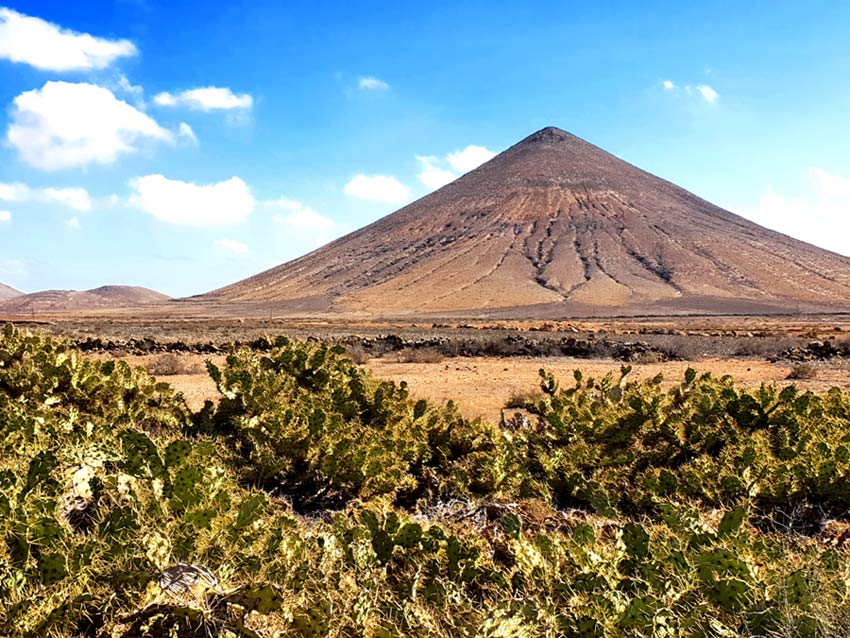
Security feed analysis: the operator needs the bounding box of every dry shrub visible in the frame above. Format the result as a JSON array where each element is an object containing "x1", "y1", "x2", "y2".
[
  {"x1": 734, "y1": 336, "x2": 800, "y2": 357},
  {"x1": 346, "y1": 344, "x2": 370, "y2": 364},
  {"x1": 631, "y1": 350, "x2": 665, "y2": 364},
  {"x1": 787, "y1": 362, "x2": 818, "y2": 380},
  {"x1": 145, "y1": 353, "x2": 203, "y2": 376},
  {"x1": 656, "y1": 336, "x2": 703, "y2": 361},
  {"x1": 394, "y1": 348, "x2": 445, "y2": 364},
  {"x1": 505, "y1": 389, "x2": 544, "y2": 409}
]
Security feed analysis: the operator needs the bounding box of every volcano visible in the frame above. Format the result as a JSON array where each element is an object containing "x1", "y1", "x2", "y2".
[{"x1": 205, "y1": 127, "x2": 850, "y2": 317}]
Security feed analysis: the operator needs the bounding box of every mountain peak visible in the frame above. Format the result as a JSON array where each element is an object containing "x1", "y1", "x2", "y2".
[
  {"x1": 204, "y1": 128, "x2": 850, "y2": 317},
  {"x1": 521, "y1": 126, "x2": 577, "y2": 144}
]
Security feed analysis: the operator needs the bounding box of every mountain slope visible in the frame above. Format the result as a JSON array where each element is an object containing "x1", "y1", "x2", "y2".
[
  {"x1": 205, "y1": 127, "x2": 850, "y2": 316},
  {"x1": 0, "y1": 283, "x2": 22, "y2": 301},
  {"x1": 0, "y1": 286, "x2": 170, "y2": 314}
]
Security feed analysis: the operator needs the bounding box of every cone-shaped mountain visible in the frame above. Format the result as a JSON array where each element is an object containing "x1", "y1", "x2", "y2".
[{"x1": 206, "y1": 127, "x2": 850, "y2": 316}]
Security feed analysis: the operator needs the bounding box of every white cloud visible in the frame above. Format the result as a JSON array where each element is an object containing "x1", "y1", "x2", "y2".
[
  {"x1": 447, "y1": 145, "x2": 496, "y2": 172},
  {"x1": 153, "y1": 87, "x2": 253, "y2": 111},
  {"x1": 7, "y1": 81, "x2": 173, "y2": 170},
  {"x1": 129, "y1": 174, "x2": 254, "y2": 226},
  {"x1": 343, "y1": 174, "x2": 411, "y2": 204},
  {"x1": 696, "y1": 84, "x2": 718, "y2": 103},
  {"x1": 416, "y1": 155, "x2": 458, "y2": 190},
  {"x1": 41, "y1": 187, "x2": 92, "y2": 211},
  {"x1": 0, "y1": 182, "x2": 92, "y2": 211},
  {"x1": 215, "y1": 239, "x2": 249, "y2": 254},
  {"x1": 738, "y1": 168, "x2": 850, "y2": 256},
  {"x1": 358, "y1": 76, "x2": 389, "y2": 90},
  {"x1": 415, "y1": 144, "x2": 496, "y2": 191},
  {"x1": 0, "y1": 211, "x2": 11, "y2": 222},
  {"x1": 271, "y1": 197, "x2": 338, "y2": 247},
  {"x1": 114, "y1": 74, "x2": 144, "y2": 106},
  {"x1": 178, "y1": 122, "x2": 198, "y2": 145},
  {"x1": 272, "y1": 198, "x2": 336, "y2": 232},
  {"x1": 65, "y1": 216, "x2": 80, "y2": 231},
  {"x1": 663, "y1": 80, "x2": 719, "y2": 104},
  {"x1": 0, "y1": 7, "x2": 136, "y2": 71}
]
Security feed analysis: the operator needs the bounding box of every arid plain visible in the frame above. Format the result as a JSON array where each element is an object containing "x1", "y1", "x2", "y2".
[{"x1": 8, "y1": 313, "x2": 849, "y2": 423}]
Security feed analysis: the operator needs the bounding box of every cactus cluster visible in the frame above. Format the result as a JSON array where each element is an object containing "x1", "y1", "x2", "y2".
[{"x1": 0, "y1": 325, "x2": 849, "y2": 637}]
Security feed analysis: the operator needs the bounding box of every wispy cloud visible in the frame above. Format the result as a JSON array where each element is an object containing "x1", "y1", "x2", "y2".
[
  {"x1": 215, "y1": 239, "x2": 249, "y2": 254},
  {"x1": 0, "y1": 181, "x2": 92, "y2": 211},
  {"x1": 0, "y1": 211, "x2": 11, "y2": 223},
  {"x1": 662, "y1": 79, "x2": 719, "y2": 104},
  {"x1": 178, "y1": 122, "x2": 198, "y2": 145},
  {"x1": 696, "y1": 84, "x2": 718, "y2": 103},
  {"x1": 153, "y1": 87, "x2": 253, "y2": 111},
  {"x1": 358, "y1": 76, "x2": 389, "y2": 90}
]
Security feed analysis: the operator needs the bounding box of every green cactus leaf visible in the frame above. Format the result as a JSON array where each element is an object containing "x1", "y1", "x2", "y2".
[
  {"x1": 573, "y1": 523, "x2": 595, "y2": 545},
  {"x1": 718, "y1": 506, "x2": 748, "y2": 536},
  {"x1": 38, "y1": 553, "x2": 67, "y2": 585},
  {"x1": 394, "y1": 522, "x2": 423, "y2": 548},
  {"x1": 500, "y1": 512, "x2": 522, "y2": 539},
  {"x1": 621, "y1": 523, "x2": 650, "y2": 559},
  {"x1": 121, "y1": 431, "x2": 166, "y2": 479},
  {"x1": 25, "y1": 451, "x2": 58, "y2": 495},
  {"x1": 170, "y1": 466, "x2": 202, "y2": 508},
  {"x1": 785, "y1": 571, "x2": 811, "y2": 605},
  {"x1": 372, "y1": 529, "x2": 394, "y2": 563},
  {"x1": 164, "y1": 440, "x2": 192, "y2": 468},
  {"x1": 235, "y1": 493, "x2": 267, "y2": 530}
]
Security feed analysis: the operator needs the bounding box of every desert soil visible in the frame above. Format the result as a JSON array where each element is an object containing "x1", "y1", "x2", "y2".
[{"x1": 124, "y1": 354, "x2": 850, "y2": 424}]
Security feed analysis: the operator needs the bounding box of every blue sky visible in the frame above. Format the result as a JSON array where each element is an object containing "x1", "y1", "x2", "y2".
[{"x1": 1, "y1": 1, "x2": 849, "y2": 297}]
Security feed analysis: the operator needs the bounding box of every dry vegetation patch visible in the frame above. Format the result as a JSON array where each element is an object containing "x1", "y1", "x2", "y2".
[
  {"x1": 787, "y1": 362, "x2": 819, "y2": 380},
  {"x1": 143, "y1": 352, "x2": 206, "y2": 376}
]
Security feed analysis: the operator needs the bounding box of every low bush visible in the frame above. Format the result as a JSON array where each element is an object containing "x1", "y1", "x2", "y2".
[
  {"x1": 144, "y1": 352, "x2": 204, "y2": 376},
  {"x1": 345, "y1": 343, "x2": 371, "y2": 364},
  {"x1": 788, "y1": 362, "x2": 819, "y2": 380},
  {"x1": 504, "y1": 388, "x2": 545, "y2": 408}
]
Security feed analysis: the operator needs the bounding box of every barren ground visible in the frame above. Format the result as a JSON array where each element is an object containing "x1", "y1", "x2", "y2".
[
  {"x1": 13, "y1": 315, "x2": 850, "y2": 423},
  {"x1": 118, "y1": 353, "x2": 850, "y2": 423}
]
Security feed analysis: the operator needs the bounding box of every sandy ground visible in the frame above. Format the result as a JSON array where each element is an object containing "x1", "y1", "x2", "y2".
[
  {"x1": 365, "y1": 357, "x2": 850, "y2": 422},
  {"x1": 129, "y1": 354, "x2": 850, "y2": 424}
]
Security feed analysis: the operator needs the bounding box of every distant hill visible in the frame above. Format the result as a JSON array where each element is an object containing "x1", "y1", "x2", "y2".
[
  {"x1": 202, "y1": 127, "x2": 850, "y2": 317},
  {"x1": 0, "y1": 283, "x2": 22, "y2": 301},
  {"x1": 0, "y1": 286, "x2": 170, "y2": 314}
]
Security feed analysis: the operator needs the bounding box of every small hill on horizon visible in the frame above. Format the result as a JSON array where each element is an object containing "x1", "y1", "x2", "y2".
[
  {"x1": 201, "y1": 127, "x2": 850, "y2": 318},
  {"x1": 0, "y1": 285, "x2": 170, "y2": 315},
  {"x1": 0, "y1": 283, "x2": 22, "y2": 302}
]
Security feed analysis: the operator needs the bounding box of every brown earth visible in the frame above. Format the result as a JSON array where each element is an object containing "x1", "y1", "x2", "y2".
[
  {"x1": 24, "y1": 314, "x2": 850, "y2": 421},
  {"x1": 129, "y1": 353, "x2": 850, "y2": 423},
  {"x1": 0, "y1": 282, "x2": 21, "y2": 301},
  {"x1": 200, "y1": 126, "x2": 850, "y2": 318},
  {"x1": 0, "y1": 285, "x2": 170, "y2": 314}
]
